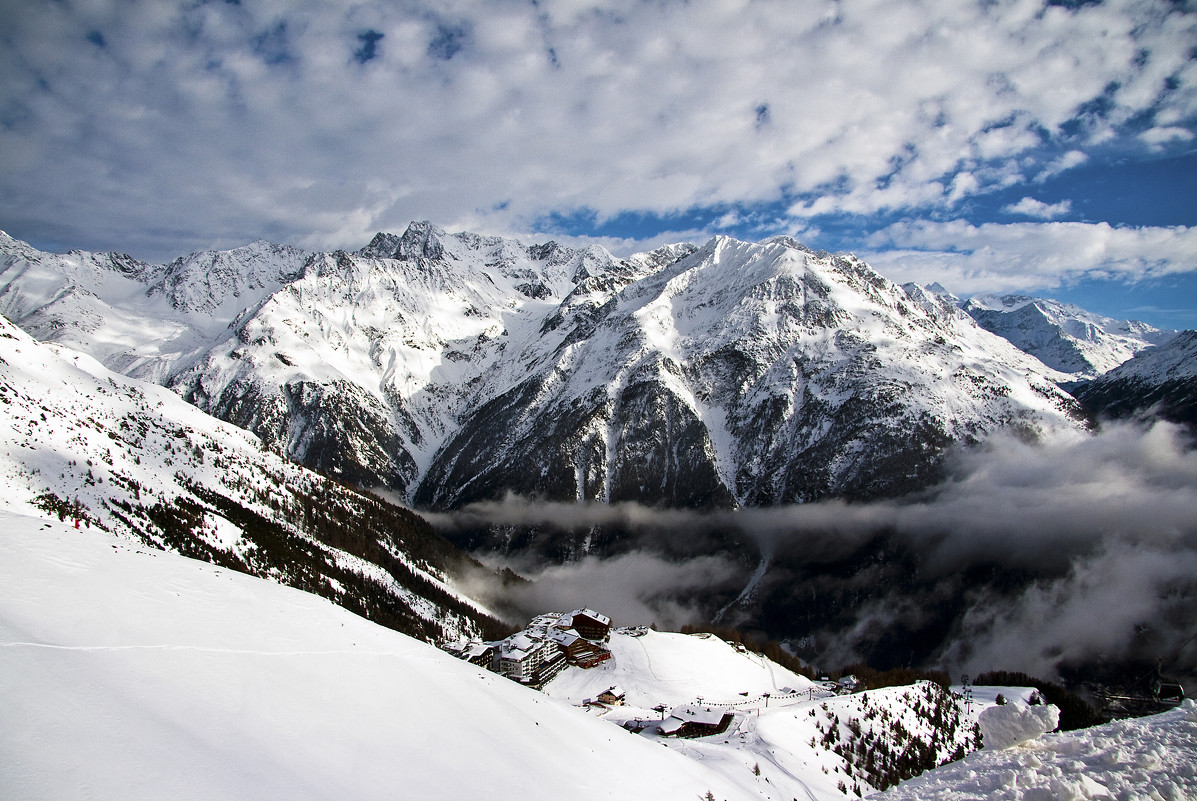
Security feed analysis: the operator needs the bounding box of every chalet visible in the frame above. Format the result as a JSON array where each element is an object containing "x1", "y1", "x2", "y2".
[
  {"x1": 596, "y1": 686, "x2": 625, "y2": 705},
  {"x1": 440, "y1": 638, "x2": 495, "y2": 668},
  {"x1": 547, "y1": 627, "x2": 611, "y2": 668},
  {"x1": 569, "y1": 608, "x2": 611, "y2": 642},
  {"x1": 657, "y1": 704, "x2": 734, "y2": 738},
  {"x1": 461, "y1": 641, "x2": 495, "y2": 668}
]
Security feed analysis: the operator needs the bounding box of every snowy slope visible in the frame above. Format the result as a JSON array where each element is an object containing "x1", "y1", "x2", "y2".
[
  {"x1": 551, "y1": 629, "x2": 1192, "y2": 800},
  {"x1": 880, "y1": 700, "x2": 1197, "y2": 801},
  {"x1": 962, "y1": 293, "x2": 1175, "y2": 381},
  {"x1": 0, "y1": 314, "x2": 501, "y2": 644},
  {"x1": 5, "y1": 510, "x2": 1189, "y2": 801},
  {"x1": 1072, "y1": 329, "x2": 1197, "y2": 425},
  {"x1": 547, "y1": 631, "x2": 986, "y2": 800},
  {"x1": 0, "y1": 512, "x2": 753, "y2": 801},
  {"x1": 545, "y1": 629, "x2": 814, "y2": 708}
]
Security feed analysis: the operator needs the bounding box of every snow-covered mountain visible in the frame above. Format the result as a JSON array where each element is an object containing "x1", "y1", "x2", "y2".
[
  {"x1": 0, "y1": 231, "x2": 308, "y2": 384},
  {"x1": 0, "y1": 314, "x2": 505, "y2": 644},
  {"x1": 1072, "y1": 329, "x2": 1197, "y2": 425},
  {"x1": 883, "y1": 699, "x2": 1197, "y2": 801},
  {"x1": 1, "y1": 225, "x2": 1087, "y2": 515},
  {"x1": 414, "y1": 235, "x2": 1083, "y2": 512},
  {"x1": 961, "y1": 293, "x2": 1175, "y2": 381}
]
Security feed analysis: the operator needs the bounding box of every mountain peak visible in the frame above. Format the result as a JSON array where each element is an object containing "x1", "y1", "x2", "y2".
[
  {"x1": 358, "y1": 231, "x2": 404, "y2": 259},
  {"x1": 962, "y1": 292, "x2": 1174, "y2": 379},
  {"x1": 760, "y1": 234, "x2": 815, "y2": 254},
  {"x1": 356, "y1": 221, "x2": 447, "y2": 261}
]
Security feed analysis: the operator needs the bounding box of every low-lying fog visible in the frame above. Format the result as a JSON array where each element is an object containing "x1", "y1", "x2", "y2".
[{"x1": 429, "y1": 421, "x2": 1197, "y2": 682}]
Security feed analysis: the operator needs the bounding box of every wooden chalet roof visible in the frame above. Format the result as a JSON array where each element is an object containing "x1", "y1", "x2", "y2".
[{"x1": 571, "y1": 608, "x2": 611, "y2": 626}]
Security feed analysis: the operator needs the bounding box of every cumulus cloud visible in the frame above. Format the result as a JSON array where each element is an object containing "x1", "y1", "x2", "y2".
[
  {"x1": 0, "y1": 0, "x2": 1193, "y2": 260},
  {"x1": 432, "y1": 421, "x2": 1197, "y2": 678},
  {"x1": 1034, "y1": 150, "x2": 1089, "y2": 183},
  {"x1": 861, "y1": 220, "x2": 1197, "y2": 295},
  {"x1": 1002, "y1": 197, "x2": 1072, "y2": 219}
]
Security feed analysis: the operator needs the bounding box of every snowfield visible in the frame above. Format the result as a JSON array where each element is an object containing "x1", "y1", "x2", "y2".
[
  {"x1": 2, "y1": 511, "x2": 1189, "y2": 800},
  {"x1": 0, "y1": 512, "x2": 750, "y2": 801},
  {"x1": 545, "y1": 628, "x2": 814, "y2": 708},
  {"x1": 883, "y1": 700, "x2": 1197, "y2": 801}
]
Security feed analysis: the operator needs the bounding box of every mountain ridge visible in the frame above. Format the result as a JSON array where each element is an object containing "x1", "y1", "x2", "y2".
[
  {"x1": 0, "y1": 312, "x2": 506, "y2": 644},
  {"x1": 960, "y1": 292, "x2": 1175, "y2": 381},
  {"x1": 0, "y1": 223, "x2": 1104, "y2": 516},
  {"x1": 1072, "y1": 330, "x2": 1197, "y2": 425}
]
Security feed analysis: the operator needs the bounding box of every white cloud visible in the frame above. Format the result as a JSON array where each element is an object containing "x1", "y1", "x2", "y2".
[
  {"x1": 1140, "y1": 126, "x2": 1196, "y2": 148},
  {"x1": 862, "y1": 220, "x2": 1197, "y2": 294},
  {"x1": 0, "y1": 0, "x2": 1193, "y2": 260},
  {"x1": 1034, "y1": 150, "x2": 1089, "y2": 183},
  {"x1": 1002, "y1": 197, "x2": 1072, "y2": 219}
]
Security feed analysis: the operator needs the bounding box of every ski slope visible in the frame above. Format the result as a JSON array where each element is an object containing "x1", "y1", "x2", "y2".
[
  {"x1": 3, "y1": 510, "x2": 1190, "y2": 800},
  {"x1": 545, "y1": 629, "x2": 814, "y2": 708},
  {"x1": 0, "y1": 512, "x2": 751, "y2": 801}
]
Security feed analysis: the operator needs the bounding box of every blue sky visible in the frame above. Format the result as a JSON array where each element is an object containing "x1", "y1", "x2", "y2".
[{"x1": 1, "y1": 0, "x2": 1195, "y2": 328}]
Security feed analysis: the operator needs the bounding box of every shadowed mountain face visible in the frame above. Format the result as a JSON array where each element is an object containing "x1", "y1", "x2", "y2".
[{"x1": 1073, "y1": 330, "x2": 1197, "y2": 426}]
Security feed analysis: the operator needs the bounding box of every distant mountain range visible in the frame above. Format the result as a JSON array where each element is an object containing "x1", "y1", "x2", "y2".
[
  {"x1": 7, "y1": 223, "x2": 1154, "y2": 515},
  {"x1": 1072, "y1": 330, "x2": 1197, "y2": 425},
  {"x1": 958, "y1": 292, "x2": 1175, "y2": 382}
]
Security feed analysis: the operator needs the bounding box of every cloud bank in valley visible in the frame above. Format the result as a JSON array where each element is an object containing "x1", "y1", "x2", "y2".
[{"x1": 433, "y1": 421, "x2": 1197, "y2": 679}]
